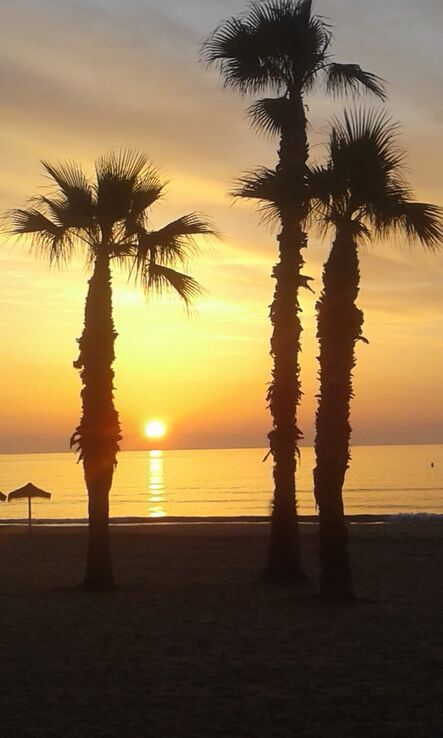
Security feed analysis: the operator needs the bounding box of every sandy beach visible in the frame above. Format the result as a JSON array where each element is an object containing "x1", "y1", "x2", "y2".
[{"x1": 0, "y1": 519, "x2": 442, "y2": 737}]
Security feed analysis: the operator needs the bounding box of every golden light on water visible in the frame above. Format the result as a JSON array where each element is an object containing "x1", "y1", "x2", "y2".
[
  {"x1": 148, "y1": 449, "x2": 165, "y2": 518},
  {"x1": 144, "y1": 420, "x2": 167, "y2": 440}
]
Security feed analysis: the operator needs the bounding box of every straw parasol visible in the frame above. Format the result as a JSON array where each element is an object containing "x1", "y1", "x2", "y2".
[
  {"x1": 0, "y1": 491, "x2": 6, "y2": 501},
  {"x1": 8, "y1": 482, "x2": 51, "y2": 534}
]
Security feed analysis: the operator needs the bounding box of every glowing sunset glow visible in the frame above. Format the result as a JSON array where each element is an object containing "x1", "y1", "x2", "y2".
[
  {"x1": 0, "y1": 1, "x2": 442, "y2": 454},
  {"x1": 145, "y1": 421, "x2": 167, "y2": 440}
]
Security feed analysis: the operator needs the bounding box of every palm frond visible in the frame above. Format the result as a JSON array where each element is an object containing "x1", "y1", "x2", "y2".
[
  {"x1": 292, "y1": 11, "x2": 332, "y2": 89},
  {"x1": 306, "y1": 164, "x2": 335, "y2": 205},
  {"x1": 95, "y1": 149, "x2": 150, "y2": 184},
  {"x1": 233, "y1": 166, "x2": 282, "y2": 202},
  {"x1": 305, "y1": 164, "x2": 336, "y2": 233},
  {"x1": 32, "y1": 195, "x2": 95, "y2": 230},
  {"x1": 42, "y1": 160, "x2": 91, "y2": 195},
  {"x1": 144, "y1": 262, "x2": 204, "y2": 307},
  {"x1": 331, "y1": 109, "x2": 401, "y2": 163},
  {"x1": 201, "y1": 16, "x2": 275, "y2": 93},
  {"x1": 400, "y1": 202, "x2": 443, "y2": 249},
  {"x1": 6, "y1": 207, "x2": 73, "y2": 265},
  {"x1": 247, "y1": 96, "x2": 292, "y2": 136},
  {"x1": 325, "y1": 108, "x2": 405, "y2": 211},
  {"x1": 7, "y1": 207, "x2": 62, "y2": 237},
  {"x1": 137, "y1": 213, "x2": 216, "y2": 265},
  {"x1": 373, "y1": 198, "x2": 443, "y2": 250},
  {"x1": 125, "y1": 168, "x2": 166, "y2": 235},
  {"x1": 296, "y1": 0, "x2": 313, "y2": 21},
  {"x1": 95, "y1": 149, "x2": 155, "y2": 228},
  {"x1": 324, "y1": 63, "x2": 386, "y2": 100},
  {"x1": 131, "y1": 180, "x2": 164, "y2": 216},
  {"x1": 41, "y1": 160, "x2": 95, "y2": 222},
  {"x1": 232, "y1": 167, "x2": 285, "y2": 225}
]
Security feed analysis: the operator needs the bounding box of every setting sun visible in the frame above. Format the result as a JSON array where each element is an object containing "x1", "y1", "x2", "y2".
[{"x1": 144, "y1": 420, "x2": 167, "y2": 440}]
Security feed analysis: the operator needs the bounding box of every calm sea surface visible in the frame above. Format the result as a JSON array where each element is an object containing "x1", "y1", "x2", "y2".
[{"x1": 0, "y1": 445, "x2": 442, "y2": 523}]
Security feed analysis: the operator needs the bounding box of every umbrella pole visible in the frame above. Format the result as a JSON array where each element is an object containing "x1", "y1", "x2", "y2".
[{"x1": 28, "y1": 496, "x2": 32, "y2": 537}]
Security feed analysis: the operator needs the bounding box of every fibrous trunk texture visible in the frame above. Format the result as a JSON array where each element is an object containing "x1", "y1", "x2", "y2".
[
  {"x1": 71, "y1": 252, "x2": 121, "y2": 590},
  {"x1": 314, "y1": 231, "x2": 364, "y2": 601},
  {"x1": 265, "y1": 94, "x2": 309, "y2": 583}
]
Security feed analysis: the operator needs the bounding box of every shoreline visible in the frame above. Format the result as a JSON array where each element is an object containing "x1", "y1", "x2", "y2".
[
  {"x1": 1, "y1": 512, "x2": 443, "y2": 526},
  {"x1": 0, "y1": 515, "x2": 442, "y2": 541}
]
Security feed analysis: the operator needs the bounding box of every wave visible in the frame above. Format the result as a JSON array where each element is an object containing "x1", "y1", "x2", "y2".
[
  {"x1": 1, "y1": 513, "x2": 443, "y2": 526},
  {"x1": 390, "y1": 512, "x2": 443, "y2": 520},
  {"x1": 342, "y1": 487, "x2": 443, "y2": 493}
]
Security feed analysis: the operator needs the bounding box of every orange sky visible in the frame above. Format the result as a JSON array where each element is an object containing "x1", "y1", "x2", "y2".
[{"x1": 0, "y1": 0, "x2": 442, "y2": 453}]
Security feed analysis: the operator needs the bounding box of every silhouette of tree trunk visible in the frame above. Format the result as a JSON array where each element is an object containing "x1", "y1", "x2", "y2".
[
  {"x1": 314, "y1": 232, "x2": 364, "y2": 600},
  {"x1": 265, "y1": 94, "x2": 309, "y2": 582},
  {"x1": 71, "y1": 251, "x2": 121, "y2": 590}
]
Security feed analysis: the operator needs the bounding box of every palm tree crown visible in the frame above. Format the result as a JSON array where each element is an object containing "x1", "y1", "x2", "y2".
[
  {"x1": 308, "y1": 109, "x2": 443, "y2": 247},
  {"x1": 8, "y1": 150, "x2": 212, "y2": 303},
  {"x1": 203, "y1": 0, "x2": 385, "y2": 135}
]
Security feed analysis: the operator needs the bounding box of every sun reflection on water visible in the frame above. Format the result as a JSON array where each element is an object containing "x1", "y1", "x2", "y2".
[{"x1": 148, "y1": 449, "x2": 165, "y2": 518}]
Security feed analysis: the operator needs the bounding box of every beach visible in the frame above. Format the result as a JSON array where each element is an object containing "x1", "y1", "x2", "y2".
[{"x1": 0, "y1": 519, "x2": 442, "y2": 737}]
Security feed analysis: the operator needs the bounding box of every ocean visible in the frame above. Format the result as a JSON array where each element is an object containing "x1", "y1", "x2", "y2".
[{"x1": 0, "y1": 445, "x2": 442, "y2": 524}]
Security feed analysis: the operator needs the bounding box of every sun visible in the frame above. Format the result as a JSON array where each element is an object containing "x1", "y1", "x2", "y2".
[{"x1": 144, "y1": 420, "x2": 167, "y2": 440}]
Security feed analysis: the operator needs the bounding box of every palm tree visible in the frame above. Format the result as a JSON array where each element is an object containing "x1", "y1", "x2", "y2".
[
  {"x1": 203, "y1": 0, "x2": 385, "y2": 581},
  {"x1": 309, "y1": 109, "x2": 443, "y2": 600},
  {"x1": 7, "y1": 151, "x2": 214, "y2": 590}
]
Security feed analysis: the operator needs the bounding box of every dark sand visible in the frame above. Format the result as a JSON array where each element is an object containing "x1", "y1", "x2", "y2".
[{"x1": 0, "y1": 521, "x2": 442, "y2": 737}]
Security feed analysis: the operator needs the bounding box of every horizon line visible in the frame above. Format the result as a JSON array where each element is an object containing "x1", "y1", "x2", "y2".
[{"x1": 1, "y1": 440, "x2": 442, "y2": 456}]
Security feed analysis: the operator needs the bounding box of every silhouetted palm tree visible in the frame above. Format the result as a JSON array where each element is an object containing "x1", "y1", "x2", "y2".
[
  {"x1": 203, "y1": 0, "x2": 385, "y2": 581},
  {"x1": 308, "y1": 109, "x2": 443, "y2": 600},
  {"x1": 7, "y1": 151, "x2": 213, "y2": 589}
]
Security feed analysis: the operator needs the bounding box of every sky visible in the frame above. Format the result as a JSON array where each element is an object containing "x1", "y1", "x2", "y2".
[{"x1": 0, "y1": 0, "x2": 442, "y2": 453}]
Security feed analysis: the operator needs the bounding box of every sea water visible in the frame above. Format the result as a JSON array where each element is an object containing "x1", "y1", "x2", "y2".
[{"x1": 0, "y1": 445, "x2": 442, "y2": 523}]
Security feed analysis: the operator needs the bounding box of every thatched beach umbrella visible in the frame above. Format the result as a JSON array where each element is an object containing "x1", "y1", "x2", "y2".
[
  {"x1": 8, "y1": 482, "x2": 51, "y2": 535},
  {"x1": 0, "y1": 491, "x2": 6, "y2": 501}
]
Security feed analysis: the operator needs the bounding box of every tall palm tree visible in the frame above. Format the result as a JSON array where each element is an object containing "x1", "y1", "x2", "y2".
[
  {"x1": 7, "y1": 151, "x2": 214, "y2": 589},
  {"x1": 203, "y1": 0, "x2": 385, "y2": 581},
  {"x1": 309, "y1": 109, "x2": 443, "y2": 600}
]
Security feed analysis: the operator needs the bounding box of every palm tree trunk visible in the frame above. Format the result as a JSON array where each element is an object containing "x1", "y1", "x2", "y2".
[
  {"x1": 314, "y1": 232, "x2": 364, "y2": 600},
  {"x1": 71, "y1": 252, "x2": 121, "y2": 590},
  {"x1": 265, "y1": 94, "x2": 309, "y2": 583}
]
